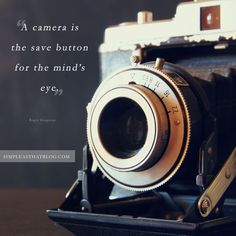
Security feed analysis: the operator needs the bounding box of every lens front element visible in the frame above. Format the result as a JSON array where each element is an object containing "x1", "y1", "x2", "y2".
[{"x1": 99, "y1": 97, "x2": 148, "y2": 159}]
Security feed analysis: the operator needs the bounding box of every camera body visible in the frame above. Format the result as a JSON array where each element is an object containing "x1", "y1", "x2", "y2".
[
  {"x1": 48, "y1": 1, "x2": 236, "y2": 235},
  {"x1": 88, "y1": 0, "x2": 236, "y2": 192}
]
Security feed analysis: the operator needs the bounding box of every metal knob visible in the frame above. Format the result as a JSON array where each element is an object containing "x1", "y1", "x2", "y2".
[{"x1": 137, "y1": 11, "x2": 153, "y2": 24}]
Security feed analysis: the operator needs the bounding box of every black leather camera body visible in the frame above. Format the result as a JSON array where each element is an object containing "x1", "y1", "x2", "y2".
[{"x1": 48, "y1": 1, "x2": 236, "y2": 235}]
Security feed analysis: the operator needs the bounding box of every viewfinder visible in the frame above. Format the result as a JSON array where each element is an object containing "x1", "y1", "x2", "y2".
[{"x1": 200, "y1": 5, "x2": 220, "y2": 30}]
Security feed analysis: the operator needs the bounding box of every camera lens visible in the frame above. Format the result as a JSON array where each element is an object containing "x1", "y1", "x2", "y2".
[
  {"x1": 87, "y1": 67, "x2": 193, "y2": 190},
  {"x1": 88, "y1": 83, "x2": 169, "y2": 172},
  {"x1": 99, "y1": 98, "x2": 147, "y2": 159}
]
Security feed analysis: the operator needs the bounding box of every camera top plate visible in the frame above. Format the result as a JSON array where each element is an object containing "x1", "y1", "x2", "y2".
[{"x1": 100, "y1": 0, "x2": 236, "y2": 53}]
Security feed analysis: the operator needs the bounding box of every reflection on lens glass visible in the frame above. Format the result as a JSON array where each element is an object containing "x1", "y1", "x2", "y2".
[{"x1": 99, "y1": 98, "x2": 147, "y2": 159}]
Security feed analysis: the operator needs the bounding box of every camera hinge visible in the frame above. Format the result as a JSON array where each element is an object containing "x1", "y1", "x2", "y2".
[
  {"x1": 185, "y1": 147, "x2": 236, "y2": 222},
  {"x1": 196, "y1": 116, "x2": 218, "y2": 189},
  {"x1": 197, "y1": 147, "x2": 236, "y2": 218},
  {"x1": 61, "y1": 145, "x2": 93, "y2": 213}
]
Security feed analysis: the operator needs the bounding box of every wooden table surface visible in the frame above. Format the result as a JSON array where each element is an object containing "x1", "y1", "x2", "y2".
[{"x1": 0, "y1": 188, "x2": 73, "y2": 236}]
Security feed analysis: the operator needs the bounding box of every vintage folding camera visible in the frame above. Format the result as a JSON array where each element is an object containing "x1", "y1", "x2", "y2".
[{"x1": 48, "y1": 0, "x2": 236, "y2": 235}]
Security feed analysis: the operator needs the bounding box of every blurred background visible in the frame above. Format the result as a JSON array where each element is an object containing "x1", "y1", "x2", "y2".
[
  {"x1": 0, "y1": 0, "x2": 189, "y2": 235},
  {"x1": 0, "y1": 0, "x2": 188, "y2": 188}
]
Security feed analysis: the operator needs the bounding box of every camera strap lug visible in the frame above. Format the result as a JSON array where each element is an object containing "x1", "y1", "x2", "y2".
[
  {"x1": 130, "y1": 46, "x2": 142, "y2": 65},
  {"x1": 185, "y1": 147, "x2": 236, "y2": 222}
]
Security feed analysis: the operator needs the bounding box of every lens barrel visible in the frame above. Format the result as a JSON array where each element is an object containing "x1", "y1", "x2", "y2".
[{"x1": 87, "y1": 64, "x2": 201, "y2": 191}]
